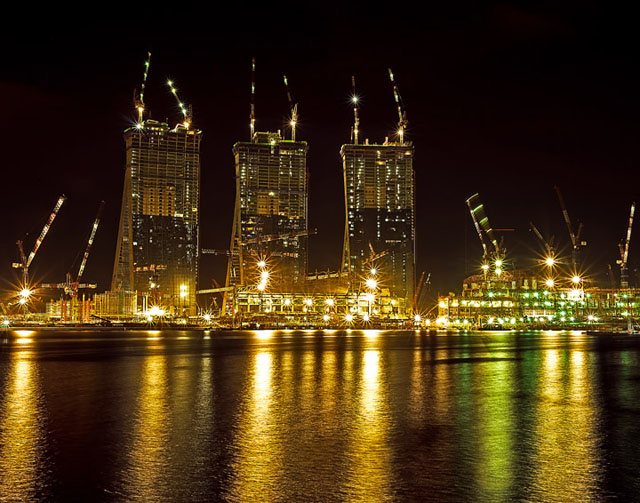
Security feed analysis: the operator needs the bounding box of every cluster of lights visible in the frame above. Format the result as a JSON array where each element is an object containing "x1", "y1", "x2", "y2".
[{"x1": 257, "y1": 260, "x2": 269, "y2": 292}]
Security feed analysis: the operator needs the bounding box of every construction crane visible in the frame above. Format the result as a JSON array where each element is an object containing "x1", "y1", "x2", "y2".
[
  {"x1": 250, "y1": 57, "x2": 256, "y2": 139},
  {"x1": 388, "y1": 68, "x2": 408, "y2": 145},
  {"x1": 529, "y1": 221, "x2": 557, "y2": 264},
  {"x1": 13, "y1": 195, "x2": 66, "y2": 286},
  {"x1": 283, "y1": 75, "x2": 298, "y2": 141},
  {"x1": 351, "y1": 75, "x2": 360, "y2": 144},
  {"x1": 555, "y1": 186, "x2": 586, "y2": 270},
  {"x1": 466, "y1": 193, "x2": 501, "y2": 263},
  {"x1": 167, "y1": 79, "x2": 192, "y2": 128},
  {"x1": 363, "y1": 242, "x2": 388, "y2": 270},
  {"x1": 133, "y1": 51, "x2": 151, "y2": 123},
  {"x1": 40, "y1": 201, "x2": 105, "y2": 297},
  {"x1": 617, "y1": 202, "x2": 635, "y2": 289}
]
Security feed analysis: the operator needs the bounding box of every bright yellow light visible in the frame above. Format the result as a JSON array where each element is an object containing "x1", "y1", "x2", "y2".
[
  {"x1": 439, "y1": 301, "x2": 446, "y2": 308},
  {"x1": 362, "y1": 314, "x2": 370, "y2": 321},
  {"x1": 414, "y1": 314, "x2": 421, "y2": 322},
  {"x1": 545, "y1": 278, "x2": 555, "y2": 287},
  {"x1": 370, "y1": 268, "x2": 377, "y2": 275},
  {"x1": 18, "y1": 298, "x2": 27, "y2": 305},
  {"x1": 323, "y1": 314, "x2": 330, "y2": 321},
  {"x1": 283, "y1": 298, "x2": 291, "y2": 306},
  {"x1": 364, "y1": 293, "x2": 375, "y2": 302},
  {"x1": 366, "y1": 278, "x2": 377, "y2": 289},
  {"x1": 351, "y1": 95, "x2": 359, "y2": 104},
  {"x1": 150, "y1": 282, "x2": 156, "y2": 289},
  {"x1": 572, "y1": 275, "x2": 581, "y2": 284},
  {"x1": 304, "y1": 298, "x2": 313, "y2": 306},
  {"x1": 180, "y1": 284, "x2": 187, "y2": 291},
  {"x1": 257, "y1": 260, "x2": 266, "y2": 268},
  {"x1": 481, "y1": 263, "x2": 489, "y2": 271},
  {"x1": 345, "y1": 313, "x2": 353, "y2": 322},
  {"x1": 495, "y1": 268, "x2": 502, "y2": 275},
  {"x1": 325, "y1": 298, "x2": 334, "y2": 306},
  {"x1": 495, "y1": 259, "x2": 503, "y2": 267},
  {"x1": 19, "y1": 288, "x2": 31, "y2": 298},
  {"x1": 203, "y1": 314, "x2": 211, "y2": 322},
  {"x1": 545, "y1": 257, "x2": 555, "y2": 266},
  {"x1": 257, "y1": 282, "x2": 266, "y2": 291},
  {"x1": 436, "y1": 317, "x2": 448, "y2": 325},
  {"x1": 290, "y1": 120, "x2": 296, "y2": 127},
  {"x1": 146, "y1": 316, "x2": 153, "y2": 322},
  {"x1": 147, "y1": 306, "x2": 165, "y2": 317},
  {"x1": 260, "y1": 270, "x2": 269, "y2": 280}
]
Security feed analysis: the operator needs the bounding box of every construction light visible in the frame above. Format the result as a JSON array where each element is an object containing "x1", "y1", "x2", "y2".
[
  {"x1": 203, "y1": 314, "x2": 211, "y2": 322},
  {"x1": 325, "y1": 298, "x2": 334, "y2": 306},
  {"x1": 19, "y1": 288, "x2": 31, "y2": 299},
  {"x1": 284, "y1": 298, "x2": 291, "y2": 306},
  {"x1": 545, "y1": 257, "x2": 555, "y2": 266},
  {"x1": 362, "y1": 314, "x2": 370, "y2": 322},
  {"x1": 257, "y1": 282, "x2": 266, "y2": 291},
  {"x1": 370, "y1": 268, "x2": 377, "y2": 275},
  {"x1": 304, "y1": 298, "x2": 313, "y2": 306},
  {"x1": 414, "y1": 314, "x2": 421, "y2": 322},
  {"x1": 366, "y1": 278, "x2": 377, "y2": 289},
  {"x1": 495, "y1": 259, "x2": 503, "y2": 267},
  {"x1": 571, "y1": 275, "x2": 581, "y2": 284},
  {"x1": 495, "y1": 268, "x2": 502, "y2": 276},
  {"x1": 323, "y1": 314, "x2": 330, "y2": 321},
  {"x1": 481, "y1": 263, "x2": 489, "y2": 271},
  {"x1": 345, "y1": 313, "x2": 353, "y2": 322},
  {"x1": 351, "y1": 95, "x2": 359, "y2": 104},
  {"x1": 545, "y1": 279, "x2": 555, "y2": 287},
  {"x1": 257, "y1": 260, "x2": 266, "y2": 268},
  {"x1": 18, "y1": 298, "x2": 27, "y2": 305},
  {"x1": 261, "y1": 270, "x2": 269, "y2": 280}
]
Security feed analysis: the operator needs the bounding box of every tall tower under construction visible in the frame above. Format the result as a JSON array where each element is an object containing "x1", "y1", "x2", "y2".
[
  {"x1": 341, "y1": 71, "x2": 415, "y2": 306},
  {"x1": 112, "y1": 56, "x2": 201, "y2": 315},
  {"x1": 225, "y1": 61, "x2": 309, "y2": 300},
  {"x1": 226, "y1": 132, "x2": 309, "y2": 290}
]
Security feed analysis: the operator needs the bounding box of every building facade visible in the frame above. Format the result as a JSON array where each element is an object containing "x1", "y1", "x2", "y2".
[
  {"x1": 341, "y1": 142, "x2": 415, "y2": 305},
  {"x1": 226, "y1": 132, "x2": 309, "y2": 295},
  {"x1": 112, "y1": 119, "x2": 201, "y2": 315}
]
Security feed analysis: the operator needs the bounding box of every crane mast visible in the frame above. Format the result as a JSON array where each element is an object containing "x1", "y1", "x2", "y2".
[
  {"x1": 351, "y1": 75, "x2": 360, "y2": 145},
  {"x1": 250, "y1": 57, "x2": 256, "y2": 140}
]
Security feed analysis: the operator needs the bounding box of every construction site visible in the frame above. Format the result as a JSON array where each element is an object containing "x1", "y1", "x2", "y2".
[
  {"x1": 436, "y1": 190, "x2": 639, "y2": 331},
  {"x1": 2, "y1": 56, "x2": 637, "y2": 331}
]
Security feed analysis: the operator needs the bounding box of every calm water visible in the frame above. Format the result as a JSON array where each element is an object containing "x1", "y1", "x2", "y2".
[{"x1": 0, "y1": 329, "x2": 639, "y2": 502}]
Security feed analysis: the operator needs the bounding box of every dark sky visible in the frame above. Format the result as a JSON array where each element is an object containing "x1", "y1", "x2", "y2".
[{"x1": 1, "y1": 1, "x2": 638, "y2": 302}]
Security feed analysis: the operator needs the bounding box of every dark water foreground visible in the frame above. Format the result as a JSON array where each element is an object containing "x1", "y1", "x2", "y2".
[{"x1": 0, "y1": 329, "x2": 639, "y2": 502}]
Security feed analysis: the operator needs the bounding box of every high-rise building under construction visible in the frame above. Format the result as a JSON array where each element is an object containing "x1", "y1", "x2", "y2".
[
  {"x1": 341, "y1": 70, "x2": 415, "y2": 306},
  {"x1": 341, "y1": 142, "x2": 415, "y2": 302},
  {"x1": 226, "y1": 131, "x2": 309, "y2": 291},
  {"x1": 112, "y1": 56, "x2": 201, "y2": 315}
]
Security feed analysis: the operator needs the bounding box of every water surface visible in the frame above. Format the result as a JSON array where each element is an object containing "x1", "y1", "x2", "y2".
[{"x1": 1, "y1": 329, "x2": 639, "y2": 502}]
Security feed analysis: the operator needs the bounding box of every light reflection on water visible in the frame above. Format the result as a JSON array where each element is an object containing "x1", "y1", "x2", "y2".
[
  {"x1": 0, "y1": 348, "x2": 47, "y2": 501},
  {"x1": 0, "y1": 330, "x2": 637, "y2": 501}
]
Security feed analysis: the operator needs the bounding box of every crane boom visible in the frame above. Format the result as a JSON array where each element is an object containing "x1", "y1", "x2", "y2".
[
  {"x1": 75, "y1": 201, "x2": 105, "y2": 285},
  {"x1": 623, "y1": 202, "x2": 635, "y2": 265},
  {"x1": 134, "y1": 51, "x2": 151, "y2": 122},
  {"x1": 27, "y1": 195, "x2": 66, "y2": 269},
  {"x1": 388, "y1": 68, "x2": 407, "y2": 144},
  {"x1": 167, "y1": 79, "x2": 191, "y2": 127},
  {"x1": 283, "y1": 75, "x2": 298, "y2": 141},
  {"x1": 554, "y1": 186, "x2": 577, "y2": 247},
  {"x1": 467, "y1": 194, "x2": 488, "y2": 257}
]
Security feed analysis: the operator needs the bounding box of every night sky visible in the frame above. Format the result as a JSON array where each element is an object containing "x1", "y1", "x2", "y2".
[{"x1": 1, "y1": 2, "x2": 638, "y2": 303}]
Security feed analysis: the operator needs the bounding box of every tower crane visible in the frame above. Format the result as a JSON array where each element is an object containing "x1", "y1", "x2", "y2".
[
  {"x1": 250, "y1": 57, "x2": 256, "y2": 139},
  {"x1": 13, "y1": 195, "x2": 66, "y2": 286},
  {"x1": 40, "y1": 201, "x2": 105, "y2": 297},
  {"x1": 351, "y1": 75, "x2": 360, "y2": 144},
  {"x1": 466, "y1": 193, "x2": 502, "y2": 263},
  {"x1": 283, "y1": 75, "x2": 298, "y2": 141},
  {"x1": 529, "y1": 221, "x2": 556, "y2": 264},
  {"x1": 167, "y1": 79, "x2": 192, "y2": 128},
  {"x1": 617, "y1": 202, "x2": 635, "y2": 289},
  {"x1": 555, "y1": 186, "x2": 586, "y2": 271},
  {"x1": 388, "y1": 68, "x2": 408, "y2": 145},
  {"x1": 133, "y1": 51, "x2": 151, "y2": 123}
]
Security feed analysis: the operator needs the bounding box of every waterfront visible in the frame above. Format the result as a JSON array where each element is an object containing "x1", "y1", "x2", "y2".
[{"x1": 1, "y1": 330, "x2": 639, "y2": 501}]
